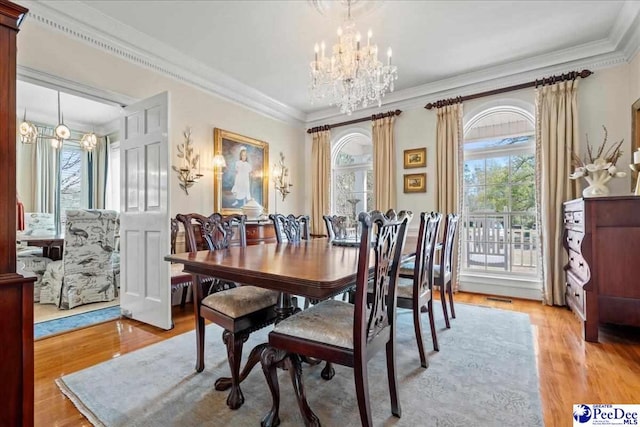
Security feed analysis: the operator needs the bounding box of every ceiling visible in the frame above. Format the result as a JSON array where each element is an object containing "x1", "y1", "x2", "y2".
[
  {"x1": 25, "y1": 0, "x2": 640, "y2": 124},
  {"x1": 17, "y1": 80, "x2": 122, "y2": 133}
]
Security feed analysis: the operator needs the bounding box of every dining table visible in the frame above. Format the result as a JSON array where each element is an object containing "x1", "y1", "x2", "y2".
[
  {"x1": 164, "y1": 236, "x2": 420, "y2": 426},
  {"x1": 16, "y1": 232, "x2": 65, "y2": 260}
]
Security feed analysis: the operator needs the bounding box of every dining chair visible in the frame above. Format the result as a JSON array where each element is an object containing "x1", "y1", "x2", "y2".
[
  {"x1": 39, "y1": 209, "x2": 118, "y2": 309},
  {"x1": 175, "y1": 212, "x2": 279, "y2": 410},
  {"x1": 269, "y1": 213, "x2": 310, "y2": 243},
  {"x1": 261, "y1": 210, "x2": 410, "y2": 427},
  {"x1": 435, "y1": 213, "x2": 460, "y2": 328},
  {"x1": 396, "y1": 212, "x2": 442, "y2": 367},
  {"x1": 269, "y1": 213, "x2": 314, "y2": 310},
  {"x1": 322, "y1": 214, "x2": 349, "y2": 241}
]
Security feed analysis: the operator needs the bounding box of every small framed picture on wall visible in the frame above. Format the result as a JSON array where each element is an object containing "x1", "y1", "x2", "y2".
[
  {"x1": 403, "y1": 173, "x2": 427, "y2": 193},
  {"x1": 403, "y1": 147, "x2": 427, "y2": 168}
]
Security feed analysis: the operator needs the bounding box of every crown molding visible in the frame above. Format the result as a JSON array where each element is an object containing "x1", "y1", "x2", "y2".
[
  {"x1": 17, "y1": 65, "x2": 137, "y2": 107},
  {"x1": 18, "y1": 0, "x2": 640, "y2": 128},
  {"x1": 20, "y1": 0, "x2": 306, "y2": 127}
]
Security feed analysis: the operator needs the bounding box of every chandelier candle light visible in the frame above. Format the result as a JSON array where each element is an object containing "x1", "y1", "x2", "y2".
[{"x1": 310, "y1": 0, "x2": 398, "y2": 115}]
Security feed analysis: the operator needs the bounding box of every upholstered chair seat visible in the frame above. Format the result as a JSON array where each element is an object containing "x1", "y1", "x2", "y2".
[
  {"x1": 399, "y1": 260, "x2": 415, "y2": 277},
  {"x1": 396, "y1": 281, "x2": 417, "y2": 300},
  {"x1": 273, "y1": 299, "x2": 354, "y2": 349},
  {"x1": 202, "y1": 286, "x2": 278, "y2": 319}
]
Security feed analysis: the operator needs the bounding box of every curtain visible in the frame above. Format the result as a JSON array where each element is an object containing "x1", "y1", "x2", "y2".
[
  {"x1": 435, "y1": 103, "x2": 463, "y2": 290},
  {"x1": 535, "y1": 80, "x2": 579, "y2": 306},
  {"x1": 33, "y1": 127, "x2": 57, "y2": 214},
  {"x1": 372, "y1": 116, "x2": 396, "y2": 211},
  {"x1": 311, "y1": 130, "x2": 331, "y2": 236},
  {"x1": 86, "y1": 136, "x2": 109, "y2": 209}
]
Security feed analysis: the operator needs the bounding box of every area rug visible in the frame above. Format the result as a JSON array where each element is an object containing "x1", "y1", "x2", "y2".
[
  {"x1": 35, "y1": 306, "x2": 121, "y2": 340},
  {"x1": 56, "y1": 303, "x2": 543, "y2": 427}
]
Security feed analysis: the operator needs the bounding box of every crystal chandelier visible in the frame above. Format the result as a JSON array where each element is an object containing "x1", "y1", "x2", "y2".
[{"x1": 309, "y1": 0, "x2": 397, "y2": 115}]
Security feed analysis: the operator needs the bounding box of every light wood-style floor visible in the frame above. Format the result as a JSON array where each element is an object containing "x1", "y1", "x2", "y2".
[{"x1": 34, "y1": 292, "x2": 640, "y2": 427}]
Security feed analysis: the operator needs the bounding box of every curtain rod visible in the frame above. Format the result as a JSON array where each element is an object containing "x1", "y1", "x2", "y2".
[
  {"x1": 306, "y1": 109, "x2": 402, "y2": 134},
  {"x1": 424, "y1": 69, "x2": 593, "y2": 110}
]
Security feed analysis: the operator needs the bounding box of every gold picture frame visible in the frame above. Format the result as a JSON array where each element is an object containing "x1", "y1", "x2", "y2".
[
  {"x1": 213, "y1": 128, "x2": 269, "y2": 214},
  {"x1": 404, "y1": 173, "x2": 427, "y2": 193},
  {"x1": 403, "y1": 147, "x2": 427, "y2": 168}
]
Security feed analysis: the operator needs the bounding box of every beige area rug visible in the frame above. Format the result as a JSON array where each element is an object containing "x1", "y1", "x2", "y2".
[
  {"x1": 56, "y1": 303, "x2": 543, "y2": 427},
  {"x1": 34, "y1": 298, "x2": 120, "y2": 323}
]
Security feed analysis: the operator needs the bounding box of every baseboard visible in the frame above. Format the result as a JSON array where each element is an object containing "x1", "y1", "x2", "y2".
[{"x1": 459, "y1": 279, "x2": 542, "y2": 301}]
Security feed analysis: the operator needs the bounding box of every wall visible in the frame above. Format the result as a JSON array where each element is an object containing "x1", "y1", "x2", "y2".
[{"x1": 16, "y1": 22, "x2": 305, "y2": 218}]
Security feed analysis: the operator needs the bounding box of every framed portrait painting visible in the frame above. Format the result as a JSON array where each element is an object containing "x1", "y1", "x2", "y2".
[
  {"x1": 403, "y1": 147, "x2": 427, "y2": 168},
  {"x1": 213, "y1": 128, "x2": 269, "y2": 214},
  {"x1": 403, "y1": 173, "x2": 427, "y2": 193}
]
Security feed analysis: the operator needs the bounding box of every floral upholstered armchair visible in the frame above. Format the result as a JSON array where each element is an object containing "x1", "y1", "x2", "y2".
[{"x1": 39, "y1": 209, "x2": 118, "y2": 309}]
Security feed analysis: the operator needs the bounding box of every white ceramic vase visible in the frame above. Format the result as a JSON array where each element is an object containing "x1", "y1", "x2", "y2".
[
  {"x1": 582, "y1": 170, "x2": 611, "y2": 198},
  {"x1": 241, "y1": 199, "x2": 263, "y2": 220}
]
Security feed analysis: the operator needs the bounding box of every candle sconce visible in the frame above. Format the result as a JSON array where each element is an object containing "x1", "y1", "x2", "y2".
[
  {"x1": 172, "y1": 128, "x2": 203, "y2": 195},
  {"x1": 272, "y1": 152, "x2": 292, "y2": 213}
]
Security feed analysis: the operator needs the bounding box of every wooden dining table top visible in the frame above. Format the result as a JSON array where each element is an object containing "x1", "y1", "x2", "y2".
[{"x1": 164, "y1": 237, "x2": 419, "y2": 300}]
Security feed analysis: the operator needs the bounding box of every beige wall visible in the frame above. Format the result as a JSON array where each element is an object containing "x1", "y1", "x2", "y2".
[{"x1": 16, "y1": 22, "x2": 305, "y2": 217}]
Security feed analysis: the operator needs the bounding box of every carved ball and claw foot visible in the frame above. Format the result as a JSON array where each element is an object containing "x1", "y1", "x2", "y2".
[
  {"x1": 320, "y1": 362, "x2": 335, "y2": 380},
  {"x1": 261, "y1": 347, "x2": 322, "y2": 427}
]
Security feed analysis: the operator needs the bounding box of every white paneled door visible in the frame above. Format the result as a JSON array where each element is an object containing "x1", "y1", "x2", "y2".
[{"x1": 119, "y1": 92, "x2": 172, "y2": 330}]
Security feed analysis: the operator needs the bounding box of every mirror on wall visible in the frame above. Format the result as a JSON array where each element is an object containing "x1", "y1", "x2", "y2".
[{"x1": 632, "y1": 97, "x2": 640, "y2": 191}]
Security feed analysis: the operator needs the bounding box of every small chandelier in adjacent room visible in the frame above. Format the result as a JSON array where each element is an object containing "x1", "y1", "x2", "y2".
[
  {"x1": 18, "y1": 91, "x2": 98, "y2": 151},
  {"x1": 309, "y1": 0, "x2": 398, "y2": 115},
  {"x1": 18, "y1": 109, "x2": 38, "y2": 144}
]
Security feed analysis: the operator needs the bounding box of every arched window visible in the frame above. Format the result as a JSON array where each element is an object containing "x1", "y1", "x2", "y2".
[
  {"x1": 462, "y1": 106, "x2": 538, "y2": 278},
  {"x1": 331, "y1": 131, "x2": 373, "y2": 220}
]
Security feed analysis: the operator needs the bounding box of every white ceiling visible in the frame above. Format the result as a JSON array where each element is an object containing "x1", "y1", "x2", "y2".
[
  {"x1": 16, "y1": 80, "x2": 122, "y2": 133},
  {"x1": 25, "y1": 0, "x2": 640, "y2": 124}
]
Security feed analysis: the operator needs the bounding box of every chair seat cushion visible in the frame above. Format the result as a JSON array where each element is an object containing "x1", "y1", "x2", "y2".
[
  {"x1": 433, "y1": 265, "x2": 451, "y2": 282},
  {"x1": 202, "y1": 286, "x2": 278, "y2": 318},
  {"x1": 396, "y1": 283, "x2": 414, "y2": 299},
  {"x1": 273, "y1": 299, "x2": 354, "y2": 349},
  {"x1": 399, "y1": 260, "x2": 415, "y2": 277}
]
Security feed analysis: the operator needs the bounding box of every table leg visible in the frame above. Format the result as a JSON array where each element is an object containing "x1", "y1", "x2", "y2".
[{"x1": 261, "y1": 347, "x2": 321, "y2": 427}]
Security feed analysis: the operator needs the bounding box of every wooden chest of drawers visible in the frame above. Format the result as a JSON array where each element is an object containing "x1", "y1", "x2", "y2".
[{"x1": 562, "y1": 196, "x2": 640, "y2": 342}]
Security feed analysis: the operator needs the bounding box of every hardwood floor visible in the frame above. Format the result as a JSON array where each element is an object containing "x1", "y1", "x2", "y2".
[{"x1": 34, "y1": 292, "x2": 640, "y2": 427}]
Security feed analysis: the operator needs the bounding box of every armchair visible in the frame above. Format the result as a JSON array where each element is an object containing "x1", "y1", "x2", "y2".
[{"x1": 39, "y1": 209, "x2": 118, "y2": 309}]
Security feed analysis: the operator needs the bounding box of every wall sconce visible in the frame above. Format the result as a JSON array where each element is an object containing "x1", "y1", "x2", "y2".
[
  {"x1": 631, "y1": 148, "x2": 640, "y2": 196},
  {"x1": 272, "y1": 152, "x2": 292, "y2": 213},
  {"x1": 172, "y1": 128, "x2": 203, "y2": 195}
]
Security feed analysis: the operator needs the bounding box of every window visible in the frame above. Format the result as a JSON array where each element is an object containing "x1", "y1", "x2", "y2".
[
  {"x1": 462, "y1": 109, "x2": 538, "y2": 277},
  {"x1": 331, "y1": 132, "x2": 373, "y2": 221},
  {"x1": 105, "y1": 141, "x2": 120, "y2": 211},
  {"x1": 59, "y1": 142, "x2": 87, "y2": 216}
]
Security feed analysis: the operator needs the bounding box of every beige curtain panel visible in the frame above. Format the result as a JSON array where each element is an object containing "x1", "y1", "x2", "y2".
[
  {"x1": 535, "y1": 80, "x2": 579, "y2": 306},
  {"x1": 435, "y1": 104, "x2": 463, "y2": 216},
  {"x1": 311, "y1": 130, "x2": 331, "y2": 236},
  {"x1": 435, "y1": 103, "x2": 463, "y2": 291},
  {"x1": 372, "y1": 116, "x2": 396, "y2": 211}
]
